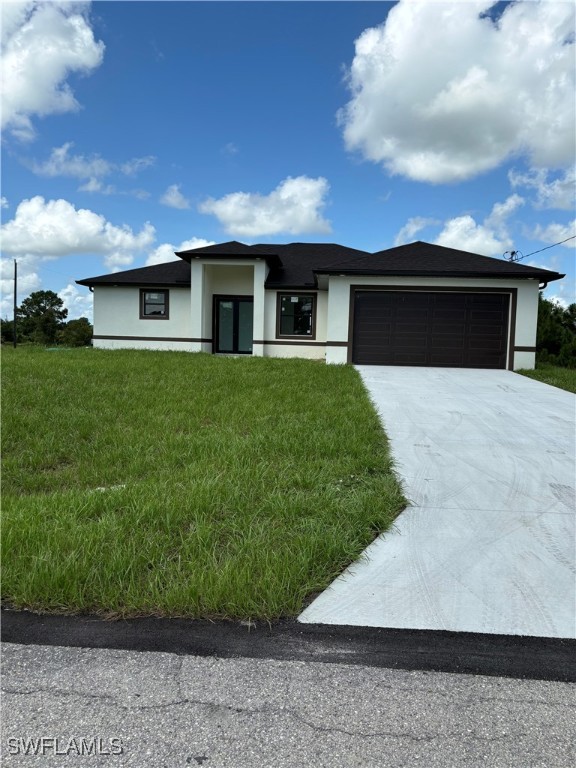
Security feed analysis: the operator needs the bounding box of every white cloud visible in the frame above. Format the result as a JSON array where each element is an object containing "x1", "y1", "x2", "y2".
[
  {"x1": 0, "y1": 253, "x2": 42, "y2": 318},
  {"x1": 31, "y1": 142, "x2": 112, "y2": 178},
  {"x1": 340, "y1": 1, "x2": 575, "y2": 182},
  {"x1": 1, "y1": 1, "x2": 105, "y2": 141},
  {"x1": 394, "y1": 216, "x2": 440, "y2": 246},
  {"x1": 509, "y1": 167, "x2": 576, "y2": 211},
  {"x1": 0, "y1": 195, "x2": 156, "y2": 316},
  {"x1": 160, "y1": 184, "x2": 191, "y2": 210},
  {"x1": 199, "y1": 176, "x2": 331, "y2": 237},
  {"x1": 120, "y1": 156, "x2": 156, "y2": 176},
  {"x1": 29, "y1": 144, "x2": 156, "y2": 197},
  {"x1": 435, "y1": 215, "x2": 509, "y2": 257},
  {"x1": 435, "y1": 195, "x2": 524, "y2": 256},
  {"x1": 58, "y1": 283, "x2": 93, "y2": 321},
  {"x1": 221, "y1": 142, "x2": 239, "y2": 156},
  {"x1": 0, "y1": 196, "x2": 155, "y2": 272},
  {"x1": 145, "y1": 237, "x2": 216, "y2": 267},
  {"x1": 530, "y1": 221, "x2": 576, "y2": 248},
  {"x1": 1, "y1": 197, "x2": 8, "y2": 209},
  {"x1": 78, "y1": 177, "x2": 114, "y2": 194}
]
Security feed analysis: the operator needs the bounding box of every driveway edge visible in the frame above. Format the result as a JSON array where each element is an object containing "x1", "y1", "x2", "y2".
[{"x1": 2, "y1": 608, "x2": 574, "y2": 683}]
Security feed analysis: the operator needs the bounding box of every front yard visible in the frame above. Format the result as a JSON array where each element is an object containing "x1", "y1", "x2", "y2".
[{"x1": 1, "y1": 348, "x2": 405, "y2": 619}]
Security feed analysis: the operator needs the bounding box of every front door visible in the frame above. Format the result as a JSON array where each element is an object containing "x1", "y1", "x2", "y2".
[{"x1": 214, "y1": 296, "x2": 254, "y2": 354}]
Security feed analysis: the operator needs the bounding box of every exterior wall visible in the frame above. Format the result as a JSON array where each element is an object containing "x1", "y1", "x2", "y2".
[
  {"x1": 93, "y1": 338, "x2": 194, "y2": 352},
  {"x1": 91, "y1": 273, "x2": 540, "y2": 370},
  {"x1": 325, "y1": 275, "x2": 540, "y2": 370},
  {"x1": 261, "y1": 289, "x2": 328, "y2": 360},
  {"x1": 93, "y1": 286, "x2": 192, "y2": 349}
]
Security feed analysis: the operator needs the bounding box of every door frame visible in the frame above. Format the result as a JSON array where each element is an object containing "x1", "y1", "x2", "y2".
[{"x1": 212, "y1": 294, "x2": 254, "y2": 354}]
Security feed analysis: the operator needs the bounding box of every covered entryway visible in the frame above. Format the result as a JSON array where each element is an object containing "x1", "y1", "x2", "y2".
[{"x1": 352, "y1": 290, "x2": 510, "y2": 368}]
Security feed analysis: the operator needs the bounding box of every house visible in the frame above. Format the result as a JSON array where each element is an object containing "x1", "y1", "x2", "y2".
[{"x1": 76, "y1": 240, "x2": 564, "y2": 369}]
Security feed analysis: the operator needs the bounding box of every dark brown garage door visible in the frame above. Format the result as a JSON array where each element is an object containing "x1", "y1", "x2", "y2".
[{"x1": 352, "y1": 291, "x2": 509, "y2": 368}]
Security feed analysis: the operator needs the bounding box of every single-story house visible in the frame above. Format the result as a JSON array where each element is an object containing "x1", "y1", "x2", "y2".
[{"x1": 77, "y1": 240, "x2": 564, "y2": 369}]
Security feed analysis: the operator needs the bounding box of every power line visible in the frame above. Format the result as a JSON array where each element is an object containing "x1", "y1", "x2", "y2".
[{"x1": 503, "y1": 234, "x2": 576, "y2": 262}]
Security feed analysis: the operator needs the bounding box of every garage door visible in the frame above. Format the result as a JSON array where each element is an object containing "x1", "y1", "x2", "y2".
[{"x1": 352, "y1": 291, "x2": 510, "y2": 368}]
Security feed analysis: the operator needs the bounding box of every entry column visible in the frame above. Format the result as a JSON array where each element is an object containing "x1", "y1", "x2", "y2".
[
  {"x1": 252, "y1": 260, "x2": 266, "y2": 357},
  {"x1": 190, "y1": 261, "x2": 205, "y2": 352}
]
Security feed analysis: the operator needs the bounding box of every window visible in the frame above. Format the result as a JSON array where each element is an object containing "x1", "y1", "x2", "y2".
[
  {"x1": 277, "y1": 293, "x2": 316, "y2": 338},
  {"x1": 140, "y1": 289, "x2": 169, "y2": 319}
]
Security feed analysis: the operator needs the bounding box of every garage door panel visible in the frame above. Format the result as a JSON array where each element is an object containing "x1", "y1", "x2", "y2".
[{"x1": 352, "y1": 291, "x2": 509, "y2": 368}]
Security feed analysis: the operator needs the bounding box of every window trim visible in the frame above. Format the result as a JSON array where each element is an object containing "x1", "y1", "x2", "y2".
[
  {"x1": 276, "y1": 292, "x2": 317, "y2": 340},
  {"x1": 140, "y1": 288, "x2": 170, "y2": 320}
]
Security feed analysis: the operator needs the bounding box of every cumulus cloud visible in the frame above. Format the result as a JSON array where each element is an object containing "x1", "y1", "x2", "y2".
[
  {"x1": 434, "y1": 195, "x2": 525, "y2": 256},
  {"x1": 340, "y1": 1, "x2": 575, "y2": 183},
  {"x1": 77, "y1": 177, "x2": 115, "y2": 194},
  {"x1": 394, "y1": 217, "x2": 440, "y2": 246},
  {"x1": 509, "y1": 167, "x2": 576, "y2": 211},
  {"x1": 0, "y1": 196, "x2": 155, "y2": 272},
  {"x1": 29, "y1": 144, "x2": 156, "y2": 197},
  {"x1": 120, "y1": 156, "x2": 156, "y2": 176},
  {"x1": 1, "y1": 1, "x2": 105, "y2": 141},
  {"x1": 0, "y1": 254, "x2": 42, "y2": 317},
  {"x1": 30, "y1": 142, "x2": 112, "y2": 178},
  {"x1": 530, "y1": 220, "x2": 576, "y2": 249},
  {"x1": 160, "y1": 184, "x2": 191, "y2": 210},
  {"x1": 199, "y1": 176, "x2": 331, "y2": 237},
  {"x1": 58, "y1": 283, "x2": 94, "y2": 321},
  {"x1": 1, "y1": 197, "x2": 8, "y2": 209},
  {"x1": 146, "y1": 237, "x2": 216, "y2": 266}
]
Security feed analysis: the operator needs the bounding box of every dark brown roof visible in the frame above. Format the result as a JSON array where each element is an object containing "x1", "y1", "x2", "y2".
[
  {"x1": 262, "y1": 243, "x2": 371, "y2": 287},
  {"x1": 77, "y1": 240, "x2": 564, "y2": 288},
  {"x1": 316, "y1": 241, "x2": 564, "y2": 281},
  {"x1": 76, "y1": 259, "x2": 190, "y2": 287}
]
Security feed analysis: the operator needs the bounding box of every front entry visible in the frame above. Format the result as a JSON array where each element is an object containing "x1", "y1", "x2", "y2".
[{"x1": 213, "y1": 296, "x2": 254, "y2": 354}]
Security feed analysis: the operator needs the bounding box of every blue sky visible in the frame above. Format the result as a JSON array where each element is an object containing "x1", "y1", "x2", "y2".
[{"x1": 1, "y1": 0, "x2": 574, "y2": 321}]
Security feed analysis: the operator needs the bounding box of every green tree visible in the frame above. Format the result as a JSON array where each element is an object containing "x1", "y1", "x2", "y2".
[
  {"x1": 16, "y1": 290, "x2": 68, "y2": 345},
  {"x1": 536, "y1": 294, "x2": 576, "y2": 368},
  {"x1": 58, "y1": 317, "x2": 93, "y2": 347},
  {"x1": 0, "y1": 317, "x2": 15, "y2": 343}
]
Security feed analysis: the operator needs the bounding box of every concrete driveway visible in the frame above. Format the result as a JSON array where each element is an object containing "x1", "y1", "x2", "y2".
[{"x1": 299, "y1": 367, "x2": 575, "y2": 638}]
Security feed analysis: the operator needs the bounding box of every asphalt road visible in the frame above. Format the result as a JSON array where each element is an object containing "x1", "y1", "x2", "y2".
[{"x1": 2, "y1": 642, "x2": 575, "y2": 768}]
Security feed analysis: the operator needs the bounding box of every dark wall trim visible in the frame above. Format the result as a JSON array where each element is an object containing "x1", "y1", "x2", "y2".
[
  {"x1": 514, "y1": 346, "x2": 537, "y2": 352},
  {"x1": 326, "y1": 341, "x2": 348, "y2": 347},
  {"x1": 275, "y1": 292, "x2": 318, "y2": 340},
  {"x1": 347, "y1": 285, "x2": 518, "y2": 370},
  {"x1": 93, "y1": 335, "x2": 210, "y2": 343},
  {"x1": 253, "y1": 340, "x2": 326, "y2": 347}
]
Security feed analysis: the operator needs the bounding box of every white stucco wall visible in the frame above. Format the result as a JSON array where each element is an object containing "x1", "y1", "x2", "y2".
[
  {"x1": 93, "y1": 286, "x2": 192, "y2": 343},
  {"x1": 91, "y1": 273, "x2": 540, "y2": 369}
]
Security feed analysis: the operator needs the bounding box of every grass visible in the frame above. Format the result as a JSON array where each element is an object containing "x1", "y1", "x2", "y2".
[
  {"x1": 1, "y1": 347, "x2": 405, "y2": 620},
  {"x1": 517, "y1": 363, "x2": 576, "y2": 394}
]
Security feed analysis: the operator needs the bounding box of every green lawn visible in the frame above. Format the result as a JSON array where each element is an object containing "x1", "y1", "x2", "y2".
[
  {"x1": 517, "y1": 364, "x2": 576, "y2": 394},
  {"x1": 1, "y1": 347, "x2": 405, "y2": 619}
]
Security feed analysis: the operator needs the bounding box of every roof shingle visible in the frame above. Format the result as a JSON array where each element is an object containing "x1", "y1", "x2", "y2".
[{"x1": 77, "y1": 240, "x2": 564, "y2": 288}]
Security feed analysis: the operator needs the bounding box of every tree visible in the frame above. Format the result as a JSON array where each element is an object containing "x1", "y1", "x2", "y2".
[
  {"x1": 58, "y1": 317, "x2": 93, "y2": 347},
  {"x1": 16, "y1": 290, "x2": 68, "y2": 345},
  {"x1": 0, "y1": 317, "x2": 14, "y2": 343},
  {"x1": 536, "y1": 294, "x2": 576, "y2": 368}
]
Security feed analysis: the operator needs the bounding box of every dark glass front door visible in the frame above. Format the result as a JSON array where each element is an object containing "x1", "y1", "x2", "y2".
[{"x1": 214, "y1": 297, "x2": 253, "y2": 354}]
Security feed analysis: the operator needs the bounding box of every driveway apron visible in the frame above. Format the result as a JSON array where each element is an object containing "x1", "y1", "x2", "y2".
[{"x1": 299, "y1": 367, "x2": 576, "y2": 638}]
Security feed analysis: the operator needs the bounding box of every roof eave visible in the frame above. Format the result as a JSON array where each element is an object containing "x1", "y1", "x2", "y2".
[{"x1": 313, "y1": 269, "x2": 565, "y2": 282}]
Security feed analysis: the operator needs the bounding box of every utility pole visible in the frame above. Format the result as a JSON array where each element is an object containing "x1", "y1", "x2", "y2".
[{"x1": 13, "y1": 259, "x2": 17, "y2": 348}]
